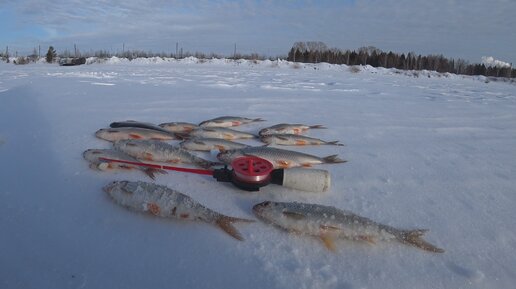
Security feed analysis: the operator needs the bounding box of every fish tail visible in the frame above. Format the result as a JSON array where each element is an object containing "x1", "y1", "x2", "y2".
[
  {"x1": 395, "y1": 229, "x2": 445, "y2": 253},
  {"x1": 322, "y1": 155, "x2": 347, "y2": 164},
  {"x1": 143, "y1": 168, "x2": 168, "y2": 180},
  {"x1": 326, "y1": 141, "x2": 345, "y2": 146},
  {"x1": 309, "y1": 125, "x2": 327, "y2": 129},
  {"x1": 215, "y1": 216, "x2": 255, "y2": 241}
]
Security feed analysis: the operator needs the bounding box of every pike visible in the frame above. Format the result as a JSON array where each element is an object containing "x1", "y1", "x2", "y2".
[
  {"x1": 95, "y1": 127, "x2": 176, "y2": 142},
  {"x1": 260, "y1": 134, "x2": 344, "y2": 146},
  {"x1": 114, "y1": 139, "x2": 220, "y2": 169},
  {"x1": 199, "y1": 116, "x2": 265, "y2": 127},
  {"x1": 177, "y1": 127, "x2": 257, "y2": 140},
  {"x1": 217, "y1": 146, "x2": 346, "y2": 169},
  {"x1": 253, "y1": 201, "x2": 444, "y2": 253},
  {"x1": 104, "y1": 181, "x2": 254, "y2": 241},
  {"x1": 180, "y1": 138, "x2": 250, "y2": 152},
  {"x1": 110, "y1": 120, "x2": 171, "y2": 134},
  {"x1": 259, "y1": 123, "x2": 327, "y2": 136},
  {"x1": 83, "y1": 149, "x2": 166, "y2": 180},
  {"x1": 158, "y1": 122, "x2": 199, "y2": 133}
]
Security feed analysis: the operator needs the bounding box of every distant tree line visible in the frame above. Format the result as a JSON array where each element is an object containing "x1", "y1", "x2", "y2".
[{"x1": 287, "y1": 42, "x2": 515, "y2": 78}]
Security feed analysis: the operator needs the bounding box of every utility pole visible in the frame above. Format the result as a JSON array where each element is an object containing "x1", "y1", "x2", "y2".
[
  {"x1": 39, "y1": 45, "x2": 41, "y2": 58},
  {"x1": 176, "y1": 42, "x2": 178, "y2": 58},
  {"x1": 123, "y1": 43, "x2": 125, "y2": 54},
  {"x1": 74, "y1": 44, "x2": 77, "y2": 57},
  {"x1": 233, "y1": 43, "x2": 237, "y2": 59}
]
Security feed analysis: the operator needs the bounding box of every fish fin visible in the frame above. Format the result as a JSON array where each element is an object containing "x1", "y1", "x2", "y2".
[
  {"x1": 147, "y1": 203, "x2": 161, "y2": 216},
  {"x1": 215, "y1": 216, "x2": 255, "y2": 241},
  {"x1": 223, "y1": 133, "x2": 234, "y2": 140},
  {"x1": 231, "y1": 121, "x2": 241, "y2": 126},
  {"x1": 144, "y1": 152, "x2": 154, "y2": 161},
  {"x1": 276, "y1": 160, "x2": 290, "y2": 168},
  {"x1": 253, "y1": 118, "x2": 265, "y2": 122},
  {"x1": 309, "y1": 125, "x2": 327, "y2": 129},
  {"x1": 395, "y1": 229, "x2": 445, "y2": 253},
  {"x1": 295, "y1": 140, "x2": 308, "y2": 145},
  {"x1": 214, "y1": 145, "x2": 226, "y2": 152},
  {"x1": 143, "y1": 168, "x2": 167, "y2": 180},
  {"x1": 319, "y1": 234, "x2": 337, "y2": 252},
  {"x1": 322, "y1": 155, "x2": 347, "y2": 164},
  {"x1": 326, "y1": 141, "x2": 344, "y2": 146},
  {"x1": 129, "y1": 133, "x2": 144, "y2": 139},
  {"x1": 282, "y1": 211, "x2": 306, "y2": 220},
  {"x1": 293, "y1": 128, "x2": 302, "y2": 134},
  {"x1": 301, "y1": 163, "x2": 313, "y2": 167}
]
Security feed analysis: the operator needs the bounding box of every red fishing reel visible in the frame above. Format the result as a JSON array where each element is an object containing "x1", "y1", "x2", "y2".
[{"x1": 213, "y1": 157, "x2": 275, "y2": 191}]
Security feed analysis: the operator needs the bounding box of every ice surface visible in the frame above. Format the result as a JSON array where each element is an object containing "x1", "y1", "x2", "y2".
[{"x1": 1, "y1": 58, "x2": 515, "y2": 289}]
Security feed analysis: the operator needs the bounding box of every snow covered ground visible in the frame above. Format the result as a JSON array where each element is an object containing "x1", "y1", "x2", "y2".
[{"x1": 1, "y1": 58, "x2": 515, "y2": 289}]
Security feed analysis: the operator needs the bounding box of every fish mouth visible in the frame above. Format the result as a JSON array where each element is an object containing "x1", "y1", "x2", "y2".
[
  {"x1": 252, "y1": 201, "x2": 271, "y2": 214},
  {"x1": 102, "y1": 181, "x2": 119, "y2": 194}
]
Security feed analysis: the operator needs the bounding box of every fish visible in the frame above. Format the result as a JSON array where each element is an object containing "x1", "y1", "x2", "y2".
[
  {"x1": 178, "y1": 127, "x2": 257, "y2": 140},
  {"x1": 158, "y1": 122, "x2": 199, "y2": 133},
  {"x1": 180, "y1": 138, "x2": 250, "y2": 152},
  {"x1": 95, "y1": 127, "x2": 176, "y2": 142},
  {"x1": 83, "y1": 149, "x2": 166, "y2": 180},
  {"x1": 199, "y1": 116, "x2": 265, "y2": 127},
  {"x1": 109, "y1": 120, "x2": 172, "y2": 134},
  {"x1": 253, "y1": 201, "x2": 444, "y2": 253},
  {"x1": 113, "y1": 139, "x2": 220, "y2": 169},
  {"x1": 104, "y1": 181, "x2": 254, "y2": 241},
  {"x1": 217, "y1": 146, "x2": 346, "y2": 169},
  {"x1": 259, "y1": 123, "x2": 327, "y2": 136},
  {"x1": 260, "y1": 134, "x2": 344, "y2": 146}
]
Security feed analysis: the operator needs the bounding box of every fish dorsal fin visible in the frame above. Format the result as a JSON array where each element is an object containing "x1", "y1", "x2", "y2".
[
  {"x1": 282, "y1": 211, "x2": 305, "y2": 220},
  {"x1": 319, "y1": 234, "x2": 337, "y2": 252}
]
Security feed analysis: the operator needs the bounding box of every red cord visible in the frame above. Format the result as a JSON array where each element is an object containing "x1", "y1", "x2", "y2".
[{"x1": 99, "y1": 157, "x2": 214, "y2": 175}]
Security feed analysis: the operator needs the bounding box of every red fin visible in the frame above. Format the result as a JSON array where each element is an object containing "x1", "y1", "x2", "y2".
[
  {"x1": 295, "y1": 140, "x2": 308, "y2": 145},
  {"x1": 129, "y1": 133, "x2": 143, "y2": 139},
  {"x1": 215, "y1": 216, "x2": 254, "y2": 241},
  {"x1": 320, "y1": 234, "x2": 337, "y2": 252},
  {"x1": 276, "y1": 160, "x2": 290, "y2": 168},
  {"x1": 144, "y1": 152, "x2": 154, "y2": 161},
  {"x1": 147, "y1": 203, "x2": 161, "y2": 216}
]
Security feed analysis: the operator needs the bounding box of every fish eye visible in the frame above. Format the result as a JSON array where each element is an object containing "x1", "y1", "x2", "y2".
[{"x1": 262, "y1": 201, "x2": 271, "y2": 207}]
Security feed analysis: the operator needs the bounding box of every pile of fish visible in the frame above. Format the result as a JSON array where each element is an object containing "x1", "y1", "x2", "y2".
[{"x1": 83, "y1": 116, "x2": 444, "y2": 253}]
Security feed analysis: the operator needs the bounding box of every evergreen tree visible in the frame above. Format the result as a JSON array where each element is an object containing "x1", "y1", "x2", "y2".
[{"x1": 46, "y1": 46, "x2": 57, "y2": 63}]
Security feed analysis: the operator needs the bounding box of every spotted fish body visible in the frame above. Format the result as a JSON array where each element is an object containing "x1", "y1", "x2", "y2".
[
  {"x1": 158, "y1": 122, "x2": 199, "y2": 133},
  {"x1": 180, "y1": 127, "x2": 256, "y2": 140},
  {"x1": 110, "y1": 120, "x2": 171, "y2": 134},
  {"x1": 199, "y1": 116, "x2": 265, "y2": 127},
  {"x1": 260, "y1": 134, "x2": 344, "y2": 146},
  {"x1": 113, "y1": 139, "x2": 219, "y2": 169},
  {"x1": 83, "y1": 149, "x2": 166, "y2": 180},
  {"x1": 217, "y1": 146, "x2": 346, "y2": 169},
  {"x1": 180, "y1": 138, "x2": 250, "y2": 152},
  {"x1": 104, "y1": 181, "x2": 253, "y2": 241},
  {"x1": 253, "y1": 201, "x2": 444, "y2": 253},
  {"x1": 259, "y1": 123, "x2": 327, "y2": 136},
  {"x1": 95, "y1": 127, "x2": 176, "y2": 142}
]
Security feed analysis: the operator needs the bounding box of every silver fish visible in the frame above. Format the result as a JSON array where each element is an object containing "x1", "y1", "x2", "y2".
[
  {"x1": 180, "y1": 138, "x2": 250, "y2": 152},
  {"x1": 217, "y1": 146, "x2": 346, "y2": 169},
  {"x1": 95, "y1": 127, "x2": 176, "y2": 142},
  {"x1": 259, "y1": 123, "x2": 327, "y2": 136},
  {"x1": 179, "y1": 127, "x2": 256, "y2": 140},
  {"x1": 83, "y1": 149, "x2": 166, "y2": 180},
  {"x1": 114, "y1": 139, "x2": 220, "y2": 169},
  {"x1": 253, "y1": 201, "x2": 444, "y2": 253},
  {"x1": 104, "y1": 181, "x2": 254, "y2": 240},
  {"x1": 260, "y1": 134, "x2": 344, "y2": 146},
  {"x1": 110, "y1": 120, "x2": 171, "y2": 134},
  {"x1": 199, "y1": 116, "x2": 265, "y2": 127},
  {"x1": 158, "y1": 122, "x2": 199, "y2": 133}
]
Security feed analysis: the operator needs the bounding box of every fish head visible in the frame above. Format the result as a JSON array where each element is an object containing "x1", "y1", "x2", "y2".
[
  {"x1": 252, "y1": 201, "x2": 286, "y2": 222},
  {"x1": 216, "y1": 149, "x2": 243, "y2": 164},
  {"x1": 259, "y1": 135, "x2": 272, "y2": 144},
  {"x1": 258, "y1": 128, "x2": 272, "y2": 136},
  {"x1": 83, "y1": 149, "x2": 105, "y2": 162},
  {"x1": 95, "y1": 128, "x2": 119, "y2": 141},
  {"x1": 103, "y1": 180, "x2": 131, "y2": 197}
]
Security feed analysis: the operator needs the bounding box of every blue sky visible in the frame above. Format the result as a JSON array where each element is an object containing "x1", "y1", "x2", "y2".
[{"x1": 1, "y1": 0, "x2": 515, "y2": 64}]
